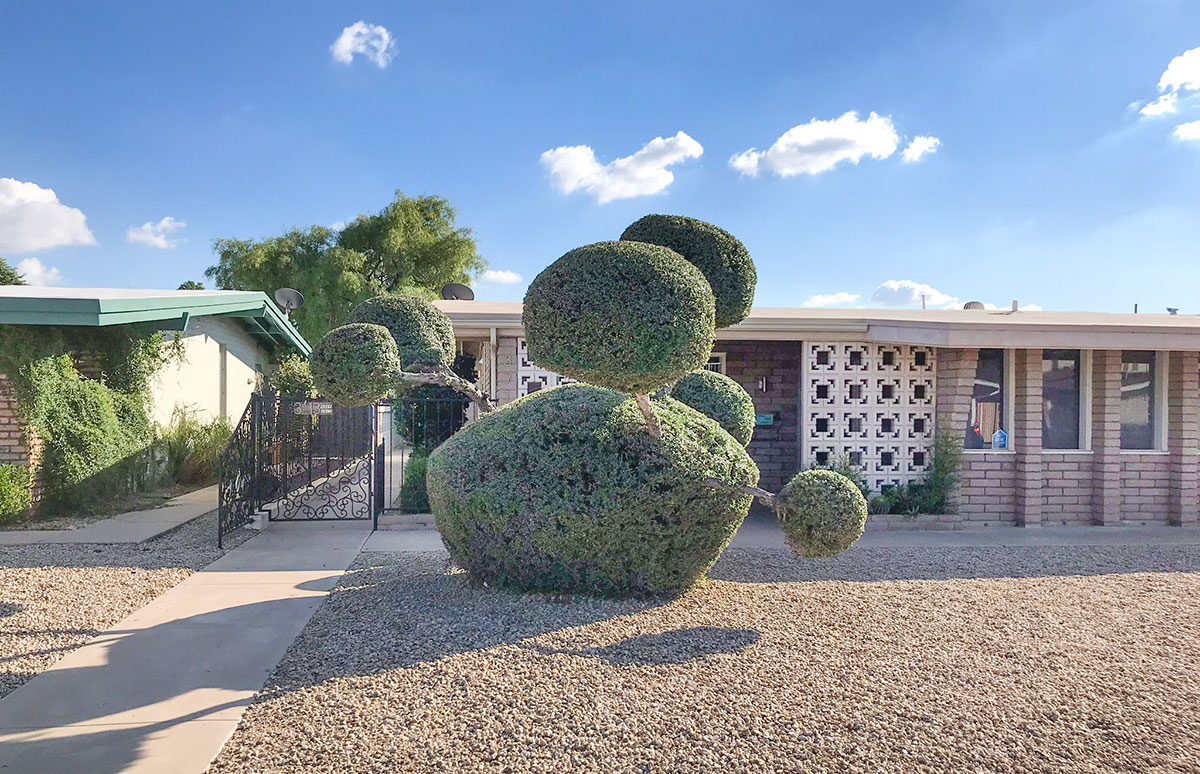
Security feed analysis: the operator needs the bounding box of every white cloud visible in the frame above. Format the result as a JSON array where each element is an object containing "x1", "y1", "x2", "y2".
[
  {"x1": 16, "y1": 257, "x2": 62, "y2": 286},
  {"x1": 1174, "y1": 120, "x2": 1200, "y2": 141},
  {"x1": 330, "y1": 220, "x2": 347, "y2": 231},
  {"x1": 330, "y1": 21, "x2": 396, "y2": 68},
  {"x1": 482, "y1": 269, "x2": 523, "y2": 284},
  {"x1": 1158, "y1": 46, "x2": 1200, "y2": 92},
  {"x1": 801, "y1": 291, "x2": 860, "y2": 307},
  {"x1": 901, "y1": 135, "x2": 941, "y2": 162},
  {"x1": 870, "y1": 279, "x2": 1040, "y2": 311},
  {"x1": 126, "y1": 216, "x2": 186, "y2": 249},
  {"x1": 0, "y1": 178, "x2": 96, "y2": 253},
  {"x1": 540, "y1": 131, "x2": 703, "y2": 203},
  {"x1": 1140, "y1": 93, "x2": 1178, "y2": 117},
  {"x1": 730, "y1": 112, "x2": 901, "y2": 177}
]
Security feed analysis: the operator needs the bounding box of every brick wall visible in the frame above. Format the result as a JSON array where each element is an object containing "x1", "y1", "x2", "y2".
[
  {"x1": 1119, "y1": 454, "x2": 1172, "y2": 523},
  {"x1": 0, "y1": 375, "x2": 29, "y2": 467},
  {"x1": 957, "y1": 454, "x2": 1017, "y2": 524},
  {"x1": 719, "y1": 340, "x2": 802, "y2": 492},
  {"x1": 1168, "y1": 351, "x2": 1200, "y2": 525},
  {"x1": 1041, "y1": 454, "x2": 1095, "y2": 524}
]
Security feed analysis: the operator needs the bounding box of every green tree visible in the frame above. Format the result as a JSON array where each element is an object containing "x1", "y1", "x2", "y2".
[
  {"x1": 0, "y1": 258, "x2": 25, "y2": 286},
  {"x1": 177, "y1": 280, "x2": 204, "y2": 290},
  {"x1": 206, "y1": 191, "x2": 485, "y2": 344}
]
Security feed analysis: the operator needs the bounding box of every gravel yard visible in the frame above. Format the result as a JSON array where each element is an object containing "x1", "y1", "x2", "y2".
[
  {"x1": 0, "y1": 513, "x2": 247, "y2": 698},
  {"x1": 209, "y1": 543, "x2": 1200, "y2": 774}
]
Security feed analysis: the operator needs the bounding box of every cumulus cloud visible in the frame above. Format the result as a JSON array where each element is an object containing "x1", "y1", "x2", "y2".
[
  {"x1": 0, "y1": 178, "x2": 95, "y2": 253},
  {"x1": 1158, "y1": 46, "x2": 1200, "y2": 92},
  {"x1": 482, "y1": 269, "x2": 522, "y2": 284},
  {"x1": 901, "y1": 135, "x2": 941, "y2": 162},
  {"x1": 1140, "y1": 93, "x2": 1178, "y2": 117},
  {"x1": 330, "y1": 21, "x2": 396, "y2": 68},
  {"x1": 729, "y1": 112, "x2": 901, "y2": 177},
  {"x1": 801, "y1": 291, "x2": 860, "y2": 308},
  {"x1": 1173, "y1": 120, "x2": 1200, "y2": 141},
  {"x1": 540, "y1": 131, "x2": 703, "y2": 203},
  {"x1": 126, "y1": 216, "x2": 186, "y2": 248},
  {"x1": 16, "y1": 257, "x2": 62, "y2": 286},
  {"x1": 870, "y1": 279, "x2": 1040, "y2": 311}
]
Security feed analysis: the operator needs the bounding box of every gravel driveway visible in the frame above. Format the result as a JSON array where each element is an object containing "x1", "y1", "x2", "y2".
[
  {"x1": 209, "y1": 543, "x2": 1200, "y2": 774},
  {"x1": 0, "y1": 513, "x2": 247, "y2": 699}
]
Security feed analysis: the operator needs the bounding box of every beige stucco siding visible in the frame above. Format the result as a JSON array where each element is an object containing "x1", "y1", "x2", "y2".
[{"x1": 150, "y1": 316, "x2": 267, "y2": 426}]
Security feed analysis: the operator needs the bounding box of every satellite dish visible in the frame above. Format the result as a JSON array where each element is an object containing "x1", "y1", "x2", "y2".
[
  {"x1": 274, "y1": 288, "x2": 305, "y2": 314},
  {"x1": 441, "y1": 283, "x2": 475, "y2": 301}
]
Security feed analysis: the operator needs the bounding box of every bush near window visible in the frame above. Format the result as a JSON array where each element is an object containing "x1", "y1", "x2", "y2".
[
  {"x1": 427, "y1": 384, "x2": 757, "y2": 595},
  {"x1": 522, "y1": 241, "x2": 716, "y2": 395},
  {"x1": 620, "y1": 214, "x2": 757, "y2": 328},
  {"x1": 0, "y1": 464, "x2": 31, "y2": 521},
  {"x1": 669, "y1": 369, "x2": 755, "y2": 446},
  {"x1": 310, "y1": 323, "x2": 402, "y2": 407},
  {"x1": 347, "y1": 294, "x2": 455, "y2": 372},
  {"x1": 776, "y1": 469, "x2": 869, "y2": 558}
]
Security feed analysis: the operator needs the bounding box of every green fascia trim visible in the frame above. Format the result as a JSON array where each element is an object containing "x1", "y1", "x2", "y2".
[{"x1": 0, "y1": 292, "x2": 310, "y2": 357}]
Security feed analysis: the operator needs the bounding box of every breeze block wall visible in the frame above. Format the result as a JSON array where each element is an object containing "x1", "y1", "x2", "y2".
[{"x1": 720, "y1": 340, "x2": 802, "y2": 492}]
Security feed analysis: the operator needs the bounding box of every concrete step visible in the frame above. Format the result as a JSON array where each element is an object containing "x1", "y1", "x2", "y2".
[{"x1": 377, "y1": 511, "x2": 436, "y2": 531}]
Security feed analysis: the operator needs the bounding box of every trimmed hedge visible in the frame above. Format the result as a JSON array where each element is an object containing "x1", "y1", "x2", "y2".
[
  {"x1": 620, "y1": 215, "x2": 756, "y2": 328},
  {"x1": 776, "y1": 469, "x2": 868, "y2": 558},
  {"x1": 400, "y1": 450, "x2": 430, "y2": 513},
  {"x1": 670, "y1": 369, "x2": 755, "y2": 446},
  {"x1": 0, "y1": 464, "x2": 30, "y2": 521},
  {"x1": 427, "y1": 383, "x2": 758, "y2": 595},
  {"x1": 269, "y1": 353, "x2": 315, "y2": 398},
  {"x1": 347, "y1": 295, "x2": 455, "y2": 372},
  {"x1": 522, "y1": 241, "x2": 716, "y2": 394},
  {"x1": 310, "y1": 323, "x2": 402, "y2": 407}
]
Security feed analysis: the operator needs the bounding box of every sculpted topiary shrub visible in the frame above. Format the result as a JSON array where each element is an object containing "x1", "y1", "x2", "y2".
[
  {"x1": 347, "y1": 295, "x2": 455, "y2": 371},
  {"x1": 522, "y1": 241, "x2": 715, "y2": 395},
  {"x1": 426, "y1": 384, "x2": 757, "y2": 595},
  {"x1": 310, "y1": 323, "x2": 401, "y2": 407},
  {"x1": 621, "y1": 214, "x2": 756, "y2": 328},
  {"x1": 670, "y1": 369, "x2": 755, "y2": 446},
  {"x1": 776, "y1": 469, "x2": 868, "y2": 558}
]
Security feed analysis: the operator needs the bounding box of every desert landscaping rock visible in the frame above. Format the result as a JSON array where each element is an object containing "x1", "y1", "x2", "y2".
[
  {"x1": 209, "y1": 544, "x2": 1200, "y2": 773},
  {"x1": 0, "y1": 512, "x2": 247, "y2": 698}
]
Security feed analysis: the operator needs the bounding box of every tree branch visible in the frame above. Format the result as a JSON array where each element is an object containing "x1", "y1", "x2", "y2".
[
  {"x1": 634, "y1": 393, "x2": 662, "y2": 439},
  {"x1": 701, "y1": 477, "x2": 776, "y2": 508},
  {"x1": 395, "y1": 367, "x2": 495, "y2": 414}
]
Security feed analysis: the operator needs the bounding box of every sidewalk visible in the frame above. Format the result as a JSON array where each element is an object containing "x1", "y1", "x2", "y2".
[
  {"x1": 0, "y1": 519, "x2": 370, "y2": 774},
  {"x1": 0, "y1": 486, "x2": 219, "y2": 545}
]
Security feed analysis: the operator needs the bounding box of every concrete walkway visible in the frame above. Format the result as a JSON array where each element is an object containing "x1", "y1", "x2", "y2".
[
  {"x1": 0, "y1": 519, "x2": 370, "y2": 774},
  {"x1": 0, "y1": 486, "x2": 219, "y2": 545}
]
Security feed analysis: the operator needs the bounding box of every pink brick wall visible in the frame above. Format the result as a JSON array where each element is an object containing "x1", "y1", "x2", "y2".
[
  {"x1": 1119, "y1": 454, "x2": 1172, "y2": 524},
  {"x1": 1041, "y1": 453, "x2": 1095, "y2": 524},
  {"x1": 957, "y1": 454, "x2": 1017, "y2": 524},
  {"x1": 719, "y1": 340, "x2": 802, "y2": 492}
]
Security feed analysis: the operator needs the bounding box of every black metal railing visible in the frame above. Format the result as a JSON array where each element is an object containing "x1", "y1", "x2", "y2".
[{"x1": 217, "y1": 395, "x2": 265, "y2": 548}]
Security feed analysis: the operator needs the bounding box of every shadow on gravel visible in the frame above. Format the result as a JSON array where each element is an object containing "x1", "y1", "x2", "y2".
[
  {"x1": 708, "y1": 544, "x2": 1200, "y2": 583},
  {"x1": 524, "y1": 626, "x2": 760, "y2": 665}
]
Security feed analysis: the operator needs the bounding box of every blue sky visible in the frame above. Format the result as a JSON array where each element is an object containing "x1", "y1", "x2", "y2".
[{"x1": 2, "y1": 1, "x2": 1198, "y2": 313}]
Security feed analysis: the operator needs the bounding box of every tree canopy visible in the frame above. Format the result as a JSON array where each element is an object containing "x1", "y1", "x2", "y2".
[
  {"x1": 0, "y1": 258, "x2": 25, "y2": 286},
  {"x1": 205, "y1": 191, "x2": 485, "y2": 344}
]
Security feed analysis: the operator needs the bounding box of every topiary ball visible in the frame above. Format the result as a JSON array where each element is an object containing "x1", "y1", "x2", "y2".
[
  {"x1": 670, "y1": 369, "x2": 755, "y2": 446},
  {"x1": 347, "y1": 295, "x2": 455, "y2": 372},
  {"x1": 426, "y1": 384, "x2": 758, "y2": 596},
  {"x1": 775, "y1": 469, "x2": 868, "y2": 558},
  {"x1": 522, "y1": 241, "x2": 715, "y2": 395},
  {"x1": 310, "y1": 323, "x2": 401, "y2": 407},
  {"x1": 620, "y1": 215, "x2": 756, "y2": 328}
]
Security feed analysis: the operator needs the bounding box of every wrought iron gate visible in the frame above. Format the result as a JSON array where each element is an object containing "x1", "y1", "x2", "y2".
[{"x1": 372, "y1": 394, "x2": 472, "y2": 518}]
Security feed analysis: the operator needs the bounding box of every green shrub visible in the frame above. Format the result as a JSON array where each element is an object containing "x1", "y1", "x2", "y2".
[
  {"x1": 163, "y1": 409, "x2": 233, "y2": 485},
  {"x1": 400, "y1": 450, "x2": 430, "y2": 513},
  {"x1": 427, "y1": 383, "x2": 758, "y2": 595},
  {"x1": 620, "y1": 215, "x2": 756, "y2": 328},
  {"x1": 868, "y1": 432, "x2": 963, "y2": 516},
  {"x1": 522, "y1": 241, "x2": 716, "y2": 394},
  {"x1": 776, "y1": 469, "x2": 868, "y2": 558},
  {"x1": 311, "y1": 323, "x2": 402, "y2": 407},
  {"x1": 0, "y1": 465, "x2": 31, "y2": 521},
  {"x1": 810, "y1": 453, "x2": 870, "y2": 500},
  {"x1": 269, "y1": 353, "x2": 315, "y2": 397},
  {"x1": 669, "y1": 369, "x2": 755, "y2": 445},
  {"x1": 347, "y1": 294, "x2": 455, "y2": 372}
]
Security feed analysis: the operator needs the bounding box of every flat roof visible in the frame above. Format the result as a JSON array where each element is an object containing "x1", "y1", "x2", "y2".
[
  {"x1": 434, "y1": 300, "x2": 1200, "y2": 351},
  {"x1": 0, "y1": 287, "x2": 310, "y2": 356}
]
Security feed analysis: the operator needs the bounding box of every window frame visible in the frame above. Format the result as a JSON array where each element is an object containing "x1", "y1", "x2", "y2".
[
  {"x1": 705, "y1": 352, "x2": 727, "y2": 376},
  {"x1": 1118, "y1": 349, "x2": 1168, "y2": 453},
  {"x1": 964, "y1": 348, "x2": 1016, "y2": 454},
  {"x1": 1040, "y1": 348, "x2": 1093, "y2": 452}
]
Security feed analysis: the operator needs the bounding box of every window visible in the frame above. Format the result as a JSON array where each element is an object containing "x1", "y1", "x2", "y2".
[
  {"x1": 704, "y1": 353, "x2": 726, "y2": 375},
  {"x1": 966, "y1": 349, "x2": 1006, "y2": 449},
  {"x1": 1042, "y1": 350, "x2": 1082, "y2": 449},
  {"x1": 1121, "y1": 351, "x2": 1157, "y2": 450}
]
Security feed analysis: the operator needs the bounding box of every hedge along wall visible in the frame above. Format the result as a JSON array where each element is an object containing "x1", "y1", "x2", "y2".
[{"x1": 0, "y1": 325, "x2": 183, "y2": 518}]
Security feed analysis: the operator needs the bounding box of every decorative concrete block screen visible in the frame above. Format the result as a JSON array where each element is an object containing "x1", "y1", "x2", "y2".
[
  {"x1": 517, "y1": 338, "x2": 576, "y2": 396},
  {"x1": 802, "y1": 342, "x2": 936, "y2": 493}
]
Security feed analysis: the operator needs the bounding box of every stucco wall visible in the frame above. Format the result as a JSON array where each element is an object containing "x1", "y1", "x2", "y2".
[{"x1": 150, "y1": 316, "x2": 268, "y2": 426}]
